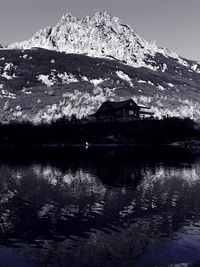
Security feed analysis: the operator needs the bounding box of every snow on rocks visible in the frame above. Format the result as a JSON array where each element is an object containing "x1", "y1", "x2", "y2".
[
  {"x1": 116, "y1": 71, "x2": 133, "y2": 87},
  {"x1": 37, "y1": 74, "x2": 55, "y2": 87},
  {"x1": 167, "y1": 83, "x2": 175, "y2": 88},
  {"x1": 0, "y1": 89, "x2": 16, "y2": 99},
  {"x1": 21, "y1": 88, "x2": 32, "y2": 94},
  {"x1": 157, "y1": 84, "x2": 165, "y2": 91},
  {"x1": 57, "y1": 72, "x2": 79, "y2": 84},
  {"x1": 37, "y1": 71, "x2": 79, "y2": 86},
  {"x1": 1, "y1": 63, "x2": 17, "y2": 80},
  {"x1": 138, "y1": 79, "x2": 147, "y2": 84},
  {"x1": 19, "y1": 54, "x2": 32, "y2": 60},
  {"x1": 161, "y1": 63, "x2": 167, "y2": 72},
  {"x1": 191, "y1": 63, "x2": 200, "y2": 73},
  {"x1": 90, "y1": 78, "x2": 104, "y2": 87},
  {"x1": 148, "y1": 81, "x2": 154, "y2": 86},
  {"x1": 82, "y1": 76, "x2": 89, "y2": 82}
]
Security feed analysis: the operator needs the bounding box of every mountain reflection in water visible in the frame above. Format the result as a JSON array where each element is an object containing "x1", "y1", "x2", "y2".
[{"x1": 0, "y1": 148, "x2": 200, "y2": 267}]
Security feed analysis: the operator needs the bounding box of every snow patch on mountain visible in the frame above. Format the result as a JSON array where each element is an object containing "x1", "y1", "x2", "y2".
[
  {"x1": 82, "y1": 76, "x2": 89, "y2": 82},
  {"x1": 90, "y1": 78, "x2": 104, "y2": 87},
  {"x1": 161, "y1": 63, "x2": 167, "y2": 72},
  {"x1": 148, "y1": 81, "x2": 154, "y2": 86},
  {"x1": 191, "y1": 63, "x2": 200, "y2": 73},
  {"x1": 57, "y1": 72, "x2": 79, "y2": 84},
  {"x1": 157, "y1": 84, "x2": 165, "y2": 91},
  {"x1": 0, "y1": 89, "x2": 16, "y2": 99},
  {"x1": 37, "y1": 71, "x2": 79, "y2": 86},
  {"x1": 116, "y1": 71, "x2": 133, "y2": 87},
  {"x1": 138, "y1": 79, "x2": 147, "y2": 84},
  {"x1": 37, "y1": 74, "x2": 55, "y2": 87},
  {"x1": 22, "y1": 54, "x2": 32, "y2": 60},
  {"x1": 1, "y1": 63, "x2": 17, "y2": 80},
  {"x1": 21, "y1": 88, "x2": 32, "y2": 94},
  {"x1": 167, "y1": 83, "x2": 175, "y2": 88}
]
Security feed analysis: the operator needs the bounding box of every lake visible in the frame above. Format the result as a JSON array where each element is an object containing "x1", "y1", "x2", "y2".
[{"x1": 0, "y1": 147, "x2": 200, "y2": 267}]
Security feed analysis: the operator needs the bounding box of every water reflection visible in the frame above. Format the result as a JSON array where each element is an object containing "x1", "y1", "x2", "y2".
[{"x1": 0, "y1": 148, "x2": 200, "y2": 266}]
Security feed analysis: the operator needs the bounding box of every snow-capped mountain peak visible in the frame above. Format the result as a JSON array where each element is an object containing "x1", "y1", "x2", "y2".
[
  {"x1": 90, "y1": 11, "x2": 120, "y2": 23},
  {"x1": 58, "y1": 12, "x2": 78, "y2": 25},
  {"x1": 9, "y1": 12, "x2": 188, "y2": 70}
]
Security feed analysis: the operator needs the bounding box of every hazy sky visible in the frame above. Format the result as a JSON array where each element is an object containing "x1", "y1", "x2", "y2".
[{"x1": 0, "y1": 0, "x2": 199, "y2": 60}]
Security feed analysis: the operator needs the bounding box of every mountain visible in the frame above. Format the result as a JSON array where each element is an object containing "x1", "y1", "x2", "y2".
[
  {"x1": 9, "y1": 12, "x2": 189, "y2": 71},
  {"x1": 0, "y1": 12, "x2": 199, "y2": 123}
]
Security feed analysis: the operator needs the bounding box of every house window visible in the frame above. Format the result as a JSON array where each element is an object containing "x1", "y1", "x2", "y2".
[{"x1": 129, "y1": 110, "x2": 134, "y2": 115}]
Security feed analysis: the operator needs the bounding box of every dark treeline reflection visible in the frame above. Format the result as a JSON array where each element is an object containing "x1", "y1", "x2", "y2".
[{"x1": 0, "y1": 148, "x2": 200, "y2": 266}]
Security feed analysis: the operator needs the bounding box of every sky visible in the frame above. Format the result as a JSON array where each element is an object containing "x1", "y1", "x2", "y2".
[{"x1": 0, "y1": 0, "x2": 199, "y2": 60}]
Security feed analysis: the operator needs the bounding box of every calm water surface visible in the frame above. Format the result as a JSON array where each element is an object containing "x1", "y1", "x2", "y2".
[{"x1": 0, "y1": 148, "x2": 200, "y2": 267}]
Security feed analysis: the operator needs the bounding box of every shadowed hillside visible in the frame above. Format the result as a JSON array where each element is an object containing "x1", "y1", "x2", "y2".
[{"x1": 0, "y1": 48, "x2": 200, "y2": 123}]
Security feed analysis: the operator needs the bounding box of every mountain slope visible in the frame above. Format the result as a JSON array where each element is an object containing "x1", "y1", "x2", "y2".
[{"x1": 0, "y1": 47, "x2": 200, "y2": 123}]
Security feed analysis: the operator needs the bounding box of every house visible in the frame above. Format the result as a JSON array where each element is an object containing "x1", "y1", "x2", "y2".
[{"x1": 92, "y1": 99, "x2": 154, "y2": 122}]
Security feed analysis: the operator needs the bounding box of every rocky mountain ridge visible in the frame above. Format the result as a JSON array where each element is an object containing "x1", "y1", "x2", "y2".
[{"x1": 9, "y1": 12, "x2": 192, "y2": 71}]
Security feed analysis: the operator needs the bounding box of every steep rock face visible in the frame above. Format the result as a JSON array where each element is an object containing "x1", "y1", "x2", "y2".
[{"x1": 9, "y1": 12, "x2": 189, "y2": 71}]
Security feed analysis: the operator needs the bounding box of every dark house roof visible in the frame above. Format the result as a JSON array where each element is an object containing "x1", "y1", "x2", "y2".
[{"x1": 96, "y1": 99, "x2": 149, "y2": 113}]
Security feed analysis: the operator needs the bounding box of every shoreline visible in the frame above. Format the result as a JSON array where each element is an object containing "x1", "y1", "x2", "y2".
[{"x1": 0, "y1": 140, "x2": 199, "y2": 153}]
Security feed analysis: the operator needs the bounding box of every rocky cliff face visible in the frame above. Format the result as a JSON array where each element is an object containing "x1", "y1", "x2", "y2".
[{"x1": 9, "y1": 12, "x2": 191, "y2": 71}]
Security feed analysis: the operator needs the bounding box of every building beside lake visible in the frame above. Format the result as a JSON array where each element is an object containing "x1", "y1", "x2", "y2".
[{"x1": 91, "y1": 99, "x2": 154, "y2": 122}]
